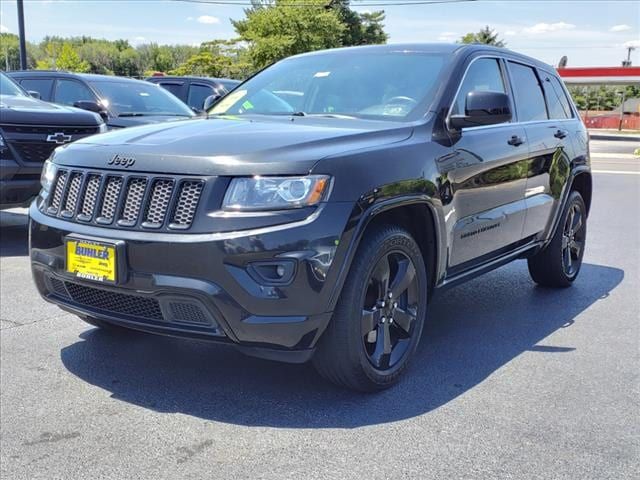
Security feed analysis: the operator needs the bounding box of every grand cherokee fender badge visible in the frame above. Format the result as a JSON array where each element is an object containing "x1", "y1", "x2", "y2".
[{"x1": 108, "y1": 154, "x2": 136, "y2": 168}]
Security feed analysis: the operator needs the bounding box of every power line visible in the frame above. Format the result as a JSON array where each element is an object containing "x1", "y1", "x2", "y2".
[{"x1": 172, "y1": 0, "x2": 477, "y2": 6}]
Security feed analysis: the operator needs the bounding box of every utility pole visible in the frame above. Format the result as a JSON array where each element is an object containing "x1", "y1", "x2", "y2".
[
  {"x1": 18, "y1": 0, "x2": 27, "y2": 70},
  {"x1": 17, "y1": 0, "x2": 27, "y2": 69}
]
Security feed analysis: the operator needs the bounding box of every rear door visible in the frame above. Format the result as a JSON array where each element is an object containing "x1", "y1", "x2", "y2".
[
  {"x1": 443, "y1": 56, "x2": 530, "y2": 272},
  {"x1": 506, "y1": 62, "x2": 575, "y2": 239}
]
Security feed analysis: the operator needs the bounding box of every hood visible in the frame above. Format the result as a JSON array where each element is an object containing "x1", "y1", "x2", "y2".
[
  {"x1": 0, "y1": 94, "x2": 102, "y2": 126},
  {"x1": 52, "y1": 115, "x2": 414, "y2": 176},
  {"x1": 107, "y1": 115, "x2": 194, "y2": 129}
]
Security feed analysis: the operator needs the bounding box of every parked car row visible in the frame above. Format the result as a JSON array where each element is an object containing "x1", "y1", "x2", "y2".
[{"x1": 1, "y1": 70, "x2": 239, "y2": 209}]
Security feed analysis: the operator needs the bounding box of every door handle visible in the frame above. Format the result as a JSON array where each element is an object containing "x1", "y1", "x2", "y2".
[
  {"x1": 554, "y1": 129, "x2": 568, "y2": 139},
  {"x1": 507, "y1": 135, "x2": 525, "y2": 147}
]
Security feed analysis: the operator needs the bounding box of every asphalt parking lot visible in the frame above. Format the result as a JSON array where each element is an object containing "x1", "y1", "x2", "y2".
[{"x1": 1, "y1": 139, "x2": 638, "y2": 479}]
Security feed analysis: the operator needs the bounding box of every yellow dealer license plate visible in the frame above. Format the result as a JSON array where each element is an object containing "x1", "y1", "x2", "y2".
[{"x1": 66, "y1": 239, "x2": 117, "y2": 283}]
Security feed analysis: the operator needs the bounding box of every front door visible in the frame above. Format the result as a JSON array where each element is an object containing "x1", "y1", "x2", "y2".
[{"x1": 439, "y1": 57, "x2": 529, "y2": 273}]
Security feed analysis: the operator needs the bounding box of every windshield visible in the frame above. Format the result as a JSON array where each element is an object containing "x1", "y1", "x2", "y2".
[
  {"x1": 90, "y1": 80, "x2": 194, "y2": 117},
  {"x1": 0, "y1": 73, "x2": 26, "y2": 97},
  {"x1": 210, "y1": 51, "x2": 446, "y2": 121}
]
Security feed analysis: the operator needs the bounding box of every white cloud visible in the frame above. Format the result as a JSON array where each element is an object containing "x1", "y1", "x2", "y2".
[
  {"x1": 523, "y1": 22, "x2": 576, "y2": 34},
  {"x1": 623, "y1": 40, "x2": 640, "y2": 49},
  {"x1": 186, "y1": 16, "x2": 194, "y2": 21},
  {"x1": 196, "y1": 15, "x2": 219, "y2": 25},
  {"x1": 437, "y1": 31, "x2": 458, "y2": 42},
  {"x1": 0, "y1": 24, "x2": 9, "y2": 33},
  {"x1": 504, "y1": 30, "x2": 517, "y2": 36},
  {"x1": 610, "y1": 24, "x2": 631, "y2": 32}
]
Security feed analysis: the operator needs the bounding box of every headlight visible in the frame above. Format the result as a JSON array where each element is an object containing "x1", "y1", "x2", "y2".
[
  {"x1": 40, "y1": 160, "x2": 58, "y2": 192},
  {"x1": 0, "y1": 130, "x2": 6, "y2": 152},
  {"x1": 223, "y1": 175, "x2": 331, "y2": 211}
]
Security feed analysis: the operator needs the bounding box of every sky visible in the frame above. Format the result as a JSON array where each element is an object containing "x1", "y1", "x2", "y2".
[{"x1": 0, "y1": 0, "x2": 638, "y2": 67}]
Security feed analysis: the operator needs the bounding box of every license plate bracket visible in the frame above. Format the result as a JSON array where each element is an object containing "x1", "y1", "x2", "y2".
[{"x1": 65, "y1": 235, "x2": 125, "y2": 285}]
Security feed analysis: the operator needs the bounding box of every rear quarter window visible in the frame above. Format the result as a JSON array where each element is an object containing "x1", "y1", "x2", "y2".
[{"x1": 542, "y1": 74, "x2": 573, "y2": 119}]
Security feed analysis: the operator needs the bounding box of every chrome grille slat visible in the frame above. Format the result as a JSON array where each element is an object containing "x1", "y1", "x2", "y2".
[
  {"x1": 78, "y1": 174, "x2": 101, "y2": 221},
  {"x1": 61, "y1": 172, "x2": 83, "y2": 216},
  {"x1": 143, "y1": 179, "x2": 174, "y2": 228},
  {"x1": 118, "y1": 178, "x2": 147, "y2": 226},
  {"x1": 44, "y1": 169, "x2": 203, "y2": 230},
  {"x1": 170, "y1": 181, "x2": 204, "y2": 229},
  {"x1": 48, "y1": 171, "x2": 68, "y2": 213},
  {"x1": 97, "y1": 176, "x2": 123, "y2": 223}
]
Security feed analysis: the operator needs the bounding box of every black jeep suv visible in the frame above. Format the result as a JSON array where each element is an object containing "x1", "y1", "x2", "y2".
[
  {"x1": 0, "y1": 72, "x2": 105, "y2": 209},
  {"x1": 29, "y1": 44, "x2": 591, "y2": 391}
]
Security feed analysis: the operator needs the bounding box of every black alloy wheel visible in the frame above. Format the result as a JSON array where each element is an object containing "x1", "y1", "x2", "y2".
[{"x1": 361, "y1": 251, "x2": 419, "y2": 370}]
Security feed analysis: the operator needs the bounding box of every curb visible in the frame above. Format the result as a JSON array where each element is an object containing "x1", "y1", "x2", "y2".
[{"x1": 589, "y1": 133, "x2": 640, "y2": 142}]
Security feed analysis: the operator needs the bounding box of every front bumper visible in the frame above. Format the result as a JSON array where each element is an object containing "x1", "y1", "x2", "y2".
[{"x1": 29, "y1": 201, "x2": 355, "y2": 363}]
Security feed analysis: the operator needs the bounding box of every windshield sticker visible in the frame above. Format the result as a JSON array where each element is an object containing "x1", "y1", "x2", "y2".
[
  {"x1": 242, "y1": 100, "x2": 254, "y2": 110},
  {"x1": 314, "y1": 71, "x2": 331, "y2": 78},
  {"x1": 211, "y1": 89, "x2": 247, "y2": 113}
]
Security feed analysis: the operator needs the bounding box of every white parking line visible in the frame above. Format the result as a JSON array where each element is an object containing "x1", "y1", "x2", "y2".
[{"x1": 592, "y1": 170, "x2": 640, "y2": 175}]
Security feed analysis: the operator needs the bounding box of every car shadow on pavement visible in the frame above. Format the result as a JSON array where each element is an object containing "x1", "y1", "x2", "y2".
[
  {"x1": 60, "y1": 261, "x2": 623, "y2": 428},
  {"x1": 0, "y1": 210, "x2": 29, "y2": 257}
]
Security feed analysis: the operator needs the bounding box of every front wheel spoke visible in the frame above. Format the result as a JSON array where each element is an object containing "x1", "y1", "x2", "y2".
[
  {"x1": 361, "y1": 308, "x2": 380, "y2": 334},
  {"x1": 566, "y1": 208, "x2": 575, "y2": 235},
  {"x1": 572, "y1": 211, "x2": 583, "y2": 232},
  {"x1": 371, "y1": 255, "x2": 391, "y2": 293},
  {"x1": 563, "y1": 247, "x2": 572, "y2": 271},
  {"x1": 371, "y1": 323, "x2": 392, "y2": 369},
  {"x1": 392, "y1": 306, "x2": 415, "y2": 335},
  {"x1": 390, "y1": 259, "x2": 416, "y2": 299},
  {"x1": 570, "y1": 240, "x2": 583, "y2": 256}
]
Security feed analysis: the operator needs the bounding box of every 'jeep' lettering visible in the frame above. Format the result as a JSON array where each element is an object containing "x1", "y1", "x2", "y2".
[{"x1": 108, "y1": 154, "x2": 136, "y2": 168}]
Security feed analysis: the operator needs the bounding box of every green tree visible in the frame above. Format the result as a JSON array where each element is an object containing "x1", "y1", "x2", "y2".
[
  {"x1": 169, "y1": 51, "x2": 231, "y2": 77},
  {"x1": 459, "y1": 26, "x2": 506, "y2": 47},
  {"x1": 232, "y1": 0, "x2": 345, "y2": 69},
  {"x1": 55, "y1": 42, "x2": 90, "y2": 72},
  {"x1": 0, "y1": 33, "x2": 39, "y2": 70},
  {"x1": 327, "y1": 0, "x2": 388, "y2": 45}
]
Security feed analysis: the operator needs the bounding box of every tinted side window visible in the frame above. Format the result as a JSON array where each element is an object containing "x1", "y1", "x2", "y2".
[
  {"x1": 542, "y1": 74, "x2": 573, "y2": 119},
  {"x1": 54, "y1": 79, "x2": 95, "y2": 106},
  {"x1": 19, "y1": 78, "x2": 54, "y2": 100},
  {"x1": 187, "y1": 83, "x2": 214, "y2": 109},
  {"x1": 452, "y1": 58, "x2": 506, "y2": 116},
  {"x1": 159, "y1": 82, "x2": 184, "y2": 98},
  {"x1": 508, "y1": 62, "x2": 548, "y2": 122}
]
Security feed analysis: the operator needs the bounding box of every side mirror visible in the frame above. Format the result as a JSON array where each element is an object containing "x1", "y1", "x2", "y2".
[
  {"x1": 73, "y1": 100, "x2": 108, "y2": 120},
  {"x1": 449, "y1": 91, "x2": 512, "y2": 130},
  {"x1": 27, "y1": 90, "x2": 41, "y2": 99},
  {"x1": 203, "y1": 93, "x2": 222, "y2": 111}
]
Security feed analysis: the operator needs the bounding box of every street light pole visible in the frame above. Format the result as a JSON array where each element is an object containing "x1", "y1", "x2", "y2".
[{"x1": 17, "y1": 0, "x2": 27, "y2": 70}]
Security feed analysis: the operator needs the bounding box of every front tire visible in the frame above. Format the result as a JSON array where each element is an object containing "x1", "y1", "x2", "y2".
[
  {"x1": 528, "y1": 190, "x2": 587, "y2": 288},
  {"x1": 313, "y1": 224, "x2": 428, "y2": 392}
]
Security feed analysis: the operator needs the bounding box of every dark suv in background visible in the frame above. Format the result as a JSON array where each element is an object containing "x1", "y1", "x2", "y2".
[
  {"x1": 0, "y1": 72, "x2": 104, "y2": 209},
  {"x1": 146, "y1": 75, "x2": 240, "y2": 111},
  {"x1": 29, "y1": 44, "x2": 590, "y2": 391},
  {"x1": 8, "y1": 71, "x2": 195, "y2": 129}
]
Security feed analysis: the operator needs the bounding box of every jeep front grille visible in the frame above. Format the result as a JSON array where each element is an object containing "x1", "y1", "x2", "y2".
[{"x1": 45, "y1": 169, "x2": 205, "y2": 231}]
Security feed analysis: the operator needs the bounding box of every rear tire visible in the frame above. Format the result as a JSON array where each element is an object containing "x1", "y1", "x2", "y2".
[
  {"x1": 313, "y1": 224, "x2": 428, "y2": 392},
  {"x1": 528, "y1": 190, "x2": 587, "y2": 288}
]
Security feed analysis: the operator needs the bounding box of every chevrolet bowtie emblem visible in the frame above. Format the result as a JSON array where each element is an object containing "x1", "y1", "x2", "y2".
[{"x1": 46, "y1": 132, "x2": 72, "y2": 144}]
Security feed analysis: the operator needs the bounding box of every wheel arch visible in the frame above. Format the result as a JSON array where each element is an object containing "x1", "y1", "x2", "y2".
[
  {"x1": 570, "y1": 171, "x2": 592, "y2": 216},
  {"x1": 327, "y1": 196, "x2": 443, "y2": 311}
]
